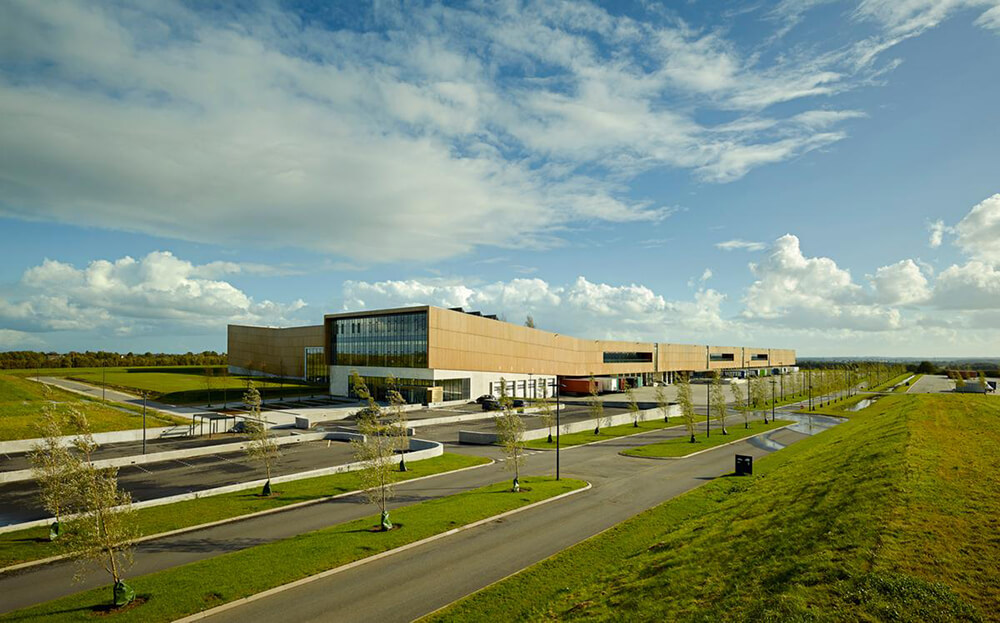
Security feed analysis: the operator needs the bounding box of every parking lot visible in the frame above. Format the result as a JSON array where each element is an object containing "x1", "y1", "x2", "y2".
[{"x1": 0, "y1": 440, "x2": 357, "y2": 526}]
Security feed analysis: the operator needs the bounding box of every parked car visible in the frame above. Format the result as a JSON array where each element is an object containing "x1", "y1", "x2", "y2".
[
  {"x1": 354, "y1": 405, "x2": 380, "y2": 420},
  {"x1": 511, "y1": 399, "x2": 526, "y2": 408},
  {"x1": 481, "y1": 399, "x2": 501, "y2": 411},
  {"x1": 475, "y1": 394, "x2": 495, "y2": 404}
]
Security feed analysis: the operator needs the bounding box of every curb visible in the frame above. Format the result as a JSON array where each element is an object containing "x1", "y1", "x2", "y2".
[
  {"x1": 0, "y1": 458, "x2": 495, "y2": 576},
  {"x1": 525, "y1": 420, "x2": 683, "y2": 452},
  {"x1": 619, "y1": 424, "x2": 794, "y2": 460},
  {"x1": 173, "y1": 480, "x2": 593, "y2": 623}
]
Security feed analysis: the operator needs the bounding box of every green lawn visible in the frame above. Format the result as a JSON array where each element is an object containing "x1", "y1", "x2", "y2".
[
  {"x1": 0, "y1": 453, "x2": 488, "y2": 569},
  {"x1": 0, "y1": 374, "x2": 187, "y2": 441},
  {"x1": 524, "y1": 417, "x2": 683, "y2": 449},
  {"x1": 621, "y1": 418, "x2": 791, "y2": 458},
  {"x1": 8, "y1": 366, "x2": 324, "y2": 405},
  {"x1": 425, "y1": 394, "x2": 998, "y2": 622},
  {"x1": 2, "y1": 476, "x2": 587, "y2": 623}
]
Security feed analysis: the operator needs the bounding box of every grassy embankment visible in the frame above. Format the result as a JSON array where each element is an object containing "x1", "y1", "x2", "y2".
[
  {"x1": 524, "y1": 417, "x2": 683, "y2": 450},
  {"x1": 621, "y1": 418, "x2": 790, "y2": 459},
  {"x1": 0, "y1": 453, "x2": 488, "y2": 569},
  {"x1": 7, "y1": 366, "x2": 324, "y2": 405},
  {"x1": 428, "y1": 393, "x2": 999, "y2": 622},
  {"x1": 0, "y1": 374, "x2": 187, "y2": 441},
  {"x1": 2, "y1": 477, "x2": 587, "y2": 623}
]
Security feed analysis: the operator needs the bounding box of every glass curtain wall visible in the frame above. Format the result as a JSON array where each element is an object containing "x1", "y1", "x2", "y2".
[
  {"x1": 304, "y1": 347, "x2": 328, "y2": 383},
  {"x1": 351, "y1": 375, "x2": 470, "y2": 403},
  {"x1": 331, "y1": 311, "x2": 428, "y2": 368}
]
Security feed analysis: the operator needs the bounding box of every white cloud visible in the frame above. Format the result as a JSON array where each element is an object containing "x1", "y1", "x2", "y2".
[
  {"x1": 701, "y1": 269, "x2": 713, "y2": 282},
  {"x1": 0, "y1": 251, "x2": 307, "y2": 336},
  {"x1": 716, "y1": 239, "x2": 767, "y2": 252},
  {"x1": 854, "y1": 0, "x2": 1000, "y2": 37},
  {"x1": 932, "y1": 261, "x2": 1000, "y2": 309},
  {"x1": 0, "y1": 329, "x2": 45, "y2": 350},
  {"x1": 953, "y1": 194, "x2": 1000, "y2": 264},
  {"x1": 870, "y1": 259, "x2": 931, "y2": 305},
  {"x1": 342, "y1": 275, "x2": 728, "y2": 341},
  {"x1": 742, "y1": 234, "x2": 902, "y2": 331},
  {"x1": 0, "y1": 1, "x2": 900, "y2": 261},
  {"x1": 927, "y1": 219, "x2": 947, "y2": 248}
]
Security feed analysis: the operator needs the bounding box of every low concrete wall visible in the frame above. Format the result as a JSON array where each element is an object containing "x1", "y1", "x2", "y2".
[
  {"x1": 0, "y1": 432, "x2": 332, "y2": 484},
  {"x1": 0, "y1": 437, "x2": 443, "y2": 535},
  {"x1": 0, "y1": 424, "x2": 195, "y2": 456},
  {"x1": 459, "y1": 405, "x2": 679, "y2": 445}
]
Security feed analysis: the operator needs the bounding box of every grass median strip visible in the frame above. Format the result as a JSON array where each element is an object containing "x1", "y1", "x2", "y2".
[
  {"x1": 0, "y1": 453, "x2": 488, "y2": 569},
  {"x1": 426, "y1": 394, "x2": 996, "y2": 622},
  {"x1": 620, "y1": 418, "x2": 791, "y2": 459},
  {"x1": 2, "y1": 476, "x2": 587, "y2": 623},
  {"x1": 524, "y1": 417, "x2": 683, "y2": 449}
]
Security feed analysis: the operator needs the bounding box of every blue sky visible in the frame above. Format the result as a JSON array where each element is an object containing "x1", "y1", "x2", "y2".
[{"x1": 1, "y1": 0, "x2": 999, "y2": 357}]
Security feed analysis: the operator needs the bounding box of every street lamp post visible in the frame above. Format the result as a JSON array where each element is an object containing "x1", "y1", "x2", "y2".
[
  {"x1": 102, "y1": 361, "x2": 106, "y2": 403},
  {"x1": 706, "y1": 378, "x2": 710, "y2": 438},
  {"x1": 771, "y1": 375, "x2": 776, "y2": 423},
  {"x1": 142, "y1": 392, "x2": 147, "y2": 455},
  {"x1": 809, "y1": 369, "x2": 814, "y2": 411},
  {"x1": 555, "y1": 379, "x2": 561, "y2": 481}
]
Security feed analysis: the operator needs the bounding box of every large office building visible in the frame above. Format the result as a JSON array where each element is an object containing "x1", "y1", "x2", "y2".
[{"x1": 228, "y1": 305, "x2": 796, "y2": 404}]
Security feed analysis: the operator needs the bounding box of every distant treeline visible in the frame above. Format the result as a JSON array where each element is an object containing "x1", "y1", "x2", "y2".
[{"x1": 0, "y1": 350, "x2": 227, "y2": 370}]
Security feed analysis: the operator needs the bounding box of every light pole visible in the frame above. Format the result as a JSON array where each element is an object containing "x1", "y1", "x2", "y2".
[
  {"x1": 102, "y1": 360, "x2": 106, "y2": 403},
  {"x1": 555, "y1": 378, "x2": 561, "y2": 481},
  {"x1": 808, "y1": 369, "x2": 814, "y2": 411},
  {"x1": 142, "y1": 392, "x2": 147, "y2": 455},
  {"x1": 706, "y1": 377, "x2": 710, "y2": 438},
  {"x1": 770, "y1": 374, "x2": 776, "y2": 423}
]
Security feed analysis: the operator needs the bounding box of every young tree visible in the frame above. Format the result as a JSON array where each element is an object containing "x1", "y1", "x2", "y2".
[
  {"x1": 626, "y1": 383, "x2": 641, "y2": 427},
  {"x1": 588, "y1": 375, "x2": 605, "y2": 435},
  {"x1": 243, "y1": 383, "x2": 280, "y2": 496},
  {"x1": 731, "y1": 379, "x2": 750, "y2": 429},
  {"x1": 979, "y1": 371, "x2": 988, "y2": 392},
  {"x1": 710, "y1": 371, "x2": 728, "y2": 435},
  {"x1": 62, "y1": 412, "x2": 139, "y2": 608},
  {"x1": 654, "y1": 383, "x2": 671, "y2": 423},
  {"x1": 349, "y1": 374, "x2": 398, "y2": 531},
  {"x1": 537, "y1": 383, "x2": 556, "y2": 443},
  {"x1": 750, "y1": 374, "x2": 767, "y2": 416},
  {"x1": 676, "y1": 372, "x2": 697, "y2": 443},
  {"x1": 385, "y1": 374, "x2": 410, "y2": 471},
  {"x1": 524, "y1": 314, "x2": 536, "y2": 329},
  {"x1": 29, "y1": 406, "x2": 79, "y2": 541},
  {"x1": 494, "y1": 377, "x2": 526, "y2": 492},
  {"x1": 204, "y1": 367, "x2": 214, "y2": 407}
]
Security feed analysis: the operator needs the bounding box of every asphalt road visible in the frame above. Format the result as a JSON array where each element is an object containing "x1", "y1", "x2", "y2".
[
  {"x1": 203, "y1": 417, "x2": 837, "y2": 623},
  {"x1": 0, "y1": 440, "x2": 357, "y2": 525},
  {"x1": 0, "y1": 410, "x2": 839, "y2": 617}
]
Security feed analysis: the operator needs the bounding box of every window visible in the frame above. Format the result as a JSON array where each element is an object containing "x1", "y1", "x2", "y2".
[
  {"x1": 304, "y1": 347, "x2": 327, "y2": 383},
  {"x1": 349, "y1": 375, "x2": 469, "y2": 403},
  {"x1": 710, "y1": 353, "x2": 735, "y2": 362},
  {"x1": 752, "y1": 353, "x2": 768, "y2": 361},
  {"x1": 329, "y1": 311, "x2": 428, "y2": 368},
  {"x1": 603, "y1": 352, "x2": 653, "y2": 364}
]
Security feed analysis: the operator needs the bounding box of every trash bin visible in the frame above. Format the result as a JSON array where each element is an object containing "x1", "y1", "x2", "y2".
[{"x1": 735, "y1": 454, "x2": 753, "y2": 476}]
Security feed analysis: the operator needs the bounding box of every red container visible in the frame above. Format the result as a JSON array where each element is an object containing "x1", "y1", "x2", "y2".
[{"x1": 559, "y1": 378, "x2": 598, "y2": 395}]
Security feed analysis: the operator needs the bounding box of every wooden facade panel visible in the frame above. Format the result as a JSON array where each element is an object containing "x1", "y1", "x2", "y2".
[
  {"x1": 326, "y1": 305, "x2": 795, "y2": 376},
  {"x1": 227, "y1": 324, "x2": 324, "y2": 378}
]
